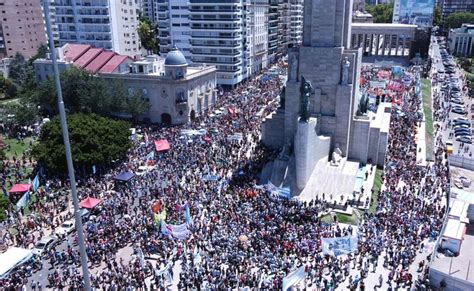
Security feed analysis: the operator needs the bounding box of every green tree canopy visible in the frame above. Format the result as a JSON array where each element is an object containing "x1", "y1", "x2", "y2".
[
  {"x1": 4, "y1": 99, "x2": 39, "y2": 126},
  {"x1": 8, "y1": 52, "x2": 29, "y2": 88},
  {"x1": 32, "y1": 113, "x2": 132, "y2": 174},
  {"x1": 445, "y1": 12, "x2": 474, "y2": 29},
  {"x1": 0, "y1": 193, "x2": 9, "y2": 222},
  {"x1": 138, "y1": 17, "x2": 159, "y2": 54},
  {"x1": 365, "y1": 3, "x2": 394, "y2": 23},
  {"x1": 33, "y1": 67, "x2": 149, "y2": 118},
  {"x1": 0, "y1": 75, "x2": 17, "y2": 99},
  {"x1": 433, "y1": 6, "x2": 442, "y2": 27}
]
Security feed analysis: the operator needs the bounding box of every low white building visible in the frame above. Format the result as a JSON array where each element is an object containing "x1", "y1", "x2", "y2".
[{"x1": 448, "y1": 24, "x2": 474, "y2": 57}]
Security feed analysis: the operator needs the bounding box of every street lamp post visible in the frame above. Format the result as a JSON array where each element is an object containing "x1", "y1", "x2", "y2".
[{"x1": 42, "y1": 1, "x2": 92, "y2": 290}]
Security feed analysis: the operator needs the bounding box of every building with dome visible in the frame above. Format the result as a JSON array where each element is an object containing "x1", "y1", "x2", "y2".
[
  {"x1": 100, "y1": 46, "x2": 217, "y2": 125},
  {"x1": 34, "y1": 44, "x2": 217, "y2": 125}
]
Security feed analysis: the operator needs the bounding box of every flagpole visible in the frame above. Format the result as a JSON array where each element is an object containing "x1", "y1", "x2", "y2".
[{"x1": 42, "y1": 1, "x2": 92, "y2": 290}]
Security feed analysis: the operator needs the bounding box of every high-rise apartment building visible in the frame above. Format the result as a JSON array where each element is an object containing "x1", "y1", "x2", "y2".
[
  {"x1": 155, "y1": 0, "x2": 269, "y2": 87},
  {"x1": 289, "y1": 0, "x2": 304, "y2": 46},
  {"x1": 248, "y1": 0, "x2": 269, "y2": 75},
  {"x1": 268, "y1": 0, "x2": 279, "y2": 62},
  {"x1": 0, "y1": 0, "x2": 47, "y2": 58},
  {"x1": 438, "y1": 0, "x2": 474, "y2": 22},
  {"x1": 278, "y1": 0, "x2": 291, "y2": 57},
  {"x1": 51, "y1": 0, "x2": 141, "y2": 57}
]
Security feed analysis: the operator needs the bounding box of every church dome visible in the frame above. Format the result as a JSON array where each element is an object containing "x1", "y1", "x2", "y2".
[{"x1": 165, "y1": 46, "x2": 187, "y2": 66}]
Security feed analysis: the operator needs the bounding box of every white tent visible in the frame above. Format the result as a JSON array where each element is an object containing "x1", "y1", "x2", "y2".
[{"x1": 0, "y1": 247, "x2": 33, "y2": 279}]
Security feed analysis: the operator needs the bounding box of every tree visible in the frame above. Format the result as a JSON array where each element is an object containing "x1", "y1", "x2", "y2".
[
  {"x1": 4, "y1": 99, "x2": 39, "y2": 126},
  {"x1": 8, "y1": 52, "x2": 29, "y2": 88},
  {"x1": 433, "y1": 6, "x2": 442, "y2": 27},
  {"x1": 28, "y1": 44, "x2": 49, "y2": 66},
  {"x1": 32, "y1": 113, "x2": 132, "y2": 174},
  {"x1": 0, "y1": 75, "x2": 17, "y2": 99},
  {"x1": 445, "y1": 12, "x2": 474, "y2": 29},
  {"x1": 365, "y1": 3, "x2": 394, "y2": 23},
  {"x1": 0, "y1": 194, "x2": 9, "y2": 222},
  {"x1": 33, "y1": 67, "x2": 149, "y2": 117},
  {"x1": 138, "y1": 17, "x2": 159, "y2": 54}
]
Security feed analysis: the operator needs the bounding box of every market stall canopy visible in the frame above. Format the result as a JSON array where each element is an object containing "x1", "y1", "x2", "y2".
[
  {"x1": 79, "y1": 197, "x2": 102, "y2": 209},
  {"x1": 9, "y1": 184, "x2": 31, "y2": 193},
  {"x1": 154, "y1": 139, "x2": 170, "y2": 152},
  {"x1": 113, "y1": 171, "x2": 135, "y2": 182}
]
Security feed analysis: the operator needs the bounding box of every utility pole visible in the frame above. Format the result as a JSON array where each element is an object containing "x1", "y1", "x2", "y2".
[{"x1": 42, "y1": 1, "x2": 92, "y2": 290}]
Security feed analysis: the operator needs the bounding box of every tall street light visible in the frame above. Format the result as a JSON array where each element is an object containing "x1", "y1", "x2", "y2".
[{"x1": 42, "y1": 1, "x2": 92, "y2": 289}]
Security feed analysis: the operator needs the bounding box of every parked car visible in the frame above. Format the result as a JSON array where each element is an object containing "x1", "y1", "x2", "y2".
[
  {"x1": 55, "y1": 220, "x2": 75, "y2": 237},
  {"x1": 452, "y1": 108, "x2": 467, "y2": 115},
  {"x1": 451, "y1": 99, "x2": 464, "y2": 105},
  {"x1": 32, "y1": 236, "x2": 57, "y2": 256},
  {"x1": 456, "y1": 136, "x2": 472, "y2": 144},
  {"x1": 454, "y1": 124, "x2": 470, "y2": 130}
]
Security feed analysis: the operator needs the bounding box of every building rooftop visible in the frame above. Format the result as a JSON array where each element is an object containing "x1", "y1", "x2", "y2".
[
  {"x1": 431, "y1": 224, "x2": 474, "y2": 282},
  {"x1": 352, "y1": 23, "x2": 418, "y2": 29},
  {"x1": 34, "y1": 44, "x2": 132, "y2": 75},
  {"x1": 165, "y1": 46, "x2": 187, "y2": 66},
  {"x1": 85, "y1": 51, "x2": 116, "y2": 73},
  {"x1": 74, "y1": 48, "x2": 104, "y2": 69},
  {"x1": 63, "y1": 44, "x2": 91, "y2": 62},
  {"x1": 99, "y1": 55, "x2": 131, "y2": 74}
]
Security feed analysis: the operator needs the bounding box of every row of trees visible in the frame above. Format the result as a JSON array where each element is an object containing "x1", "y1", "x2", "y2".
[{"x1": 31, "y1": 67, "x2": 149, "y2": 118}]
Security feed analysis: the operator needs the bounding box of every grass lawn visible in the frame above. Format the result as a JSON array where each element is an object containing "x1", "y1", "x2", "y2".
[
  {"x1": 0, "y1": 97, "x2": 19, "y2": 105},
  {"x1": 368, "y1": 168, "x2": 383, "y2": 214},
  {"x1": 422, "y1": 78, "x2": 434, "y2": 160},
  {"x1": 3, "y1": 137, "x2": 33, "y2": 160},
  {"x1": 320, "y1": 213, "x2": 359, "y2": 225}
]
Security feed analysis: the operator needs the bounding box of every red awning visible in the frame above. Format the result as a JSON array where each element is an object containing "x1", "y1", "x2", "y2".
[
  {"x1": 9, "y1": 184, "x2": 31, "y2": 193},
  {"x1": 154, "y1": 139, "x2": 170, "y2": 152},
  {"x1": 79, "y1": 197, "x2": 102, "y2": 209}
]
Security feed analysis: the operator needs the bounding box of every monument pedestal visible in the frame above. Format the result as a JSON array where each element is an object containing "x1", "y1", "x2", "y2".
[{"x1": 294, "y1": 117, "x2": 331, "y2": 190}]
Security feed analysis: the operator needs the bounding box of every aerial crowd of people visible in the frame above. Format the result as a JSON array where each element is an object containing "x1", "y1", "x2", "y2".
[{"x1": 0, "y1": 57, "x2": 450, "y2": 290}]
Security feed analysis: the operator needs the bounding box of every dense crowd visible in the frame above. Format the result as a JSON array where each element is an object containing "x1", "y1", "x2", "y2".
[{"x1": 0, "y1": 60, "x2": 449, "y2": 290}]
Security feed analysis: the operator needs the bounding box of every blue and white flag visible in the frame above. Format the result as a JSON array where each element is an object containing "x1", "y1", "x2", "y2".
[
  {"x1": 266, "y1": 182, "x2": 291, "y2": 200},
  {"x1": 184, "y1": 205, "x2": 191, "y2": 224},
  {"x1": 321, "y1": 235, "x2": 358, "y2": 257},
  {"x1": 282, "y1": 266, "x2": 305, "y2": 291},
  {"x1": 16, "y1": 191, "x2": 30, "y2": 209},
  {"x1": 32, "y1": 174, "x2": 40, "y2": 192},
  {"x1": 92, "y1": 165, "x2": 97, "y2": 174},
  {"x1": 161, "y1": 221, "x2": 189, "y2": 240},
  {"x1": 146, "y1": 151, "x2": 155, "y2": 162},
  {"x1": 202, "y1": 174, "x2": 219, "y2": 181}
]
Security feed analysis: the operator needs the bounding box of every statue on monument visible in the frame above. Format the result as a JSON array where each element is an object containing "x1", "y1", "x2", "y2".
[
  {"x1": 279, "y1": 86, "x2": 286, "y2": 109},
  {"x1": 331, "y1": 146, "x2": 343, "y2": 166},
  {"x1": 356, "y1": 95, "x2": 369, "y2": 116},
  {"x1": 342, "y1": 56, "x2": 351, "y2": 85},
  {"x1": 299, "y1": 76, "x2": 312, "y2": 123}
]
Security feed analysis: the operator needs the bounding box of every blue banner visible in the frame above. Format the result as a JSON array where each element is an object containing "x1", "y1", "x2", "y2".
[
  {"x1": 321, "y1": 235, "x2": 358, "y2": 256},
  {"x1": 185, "y1": 205, "x2": 191, "y2": 224},
  {"x1": 161, "y1": 221, "x2": 189, "y2": 240},
  {"x1": 282, "y1": 266, "x2": 305, "y2": 291},
  {"x1": 32, "y1": 174, "x2": 40, "y2": 192},
  {"x1": 16, "y1": 191, "x2": 30, "y2": 209},
  {"x1": 202, "y1": 174, "x2": 219, "y2": 181},
  {"x1": 92, "y1": 165, "x2": 97, "y2": 174}
]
